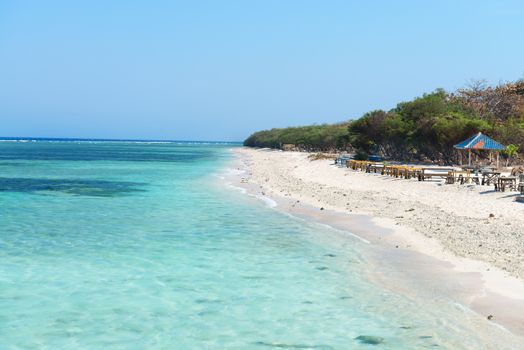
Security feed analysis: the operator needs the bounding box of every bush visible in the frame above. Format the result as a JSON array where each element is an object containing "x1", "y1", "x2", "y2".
[
  {"x1": 244, "y1": 79, "x2": 524, "y2": 163},
  {"x1": 354, "y1": 150, "x2": 369, "y2": 161}
]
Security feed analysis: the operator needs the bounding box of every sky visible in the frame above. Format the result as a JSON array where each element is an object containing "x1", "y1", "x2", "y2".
[{"x1": 0, "y1": 1, "x2": 523, "y2": 141}]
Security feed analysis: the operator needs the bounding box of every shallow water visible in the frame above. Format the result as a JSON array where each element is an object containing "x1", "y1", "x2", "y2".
[{"x1": 0, "y1": 141, "x2": 521, "y2": 349}]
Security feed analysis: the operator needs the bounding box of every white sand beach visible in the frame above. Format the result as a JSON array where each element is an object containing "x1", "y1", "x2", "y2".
[{"x1": 235, "y1": 147, "x2": 524, "y2": 336}]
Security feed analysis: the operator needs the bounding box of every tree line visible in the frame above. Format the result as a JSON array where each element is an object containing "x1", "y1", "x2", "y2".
[
  {"x1": 243, "y1": 123, "x2": 350, "y2": 152},
  {"x1": 244, "y1": 79, "x2": 524, "y2": 164}
]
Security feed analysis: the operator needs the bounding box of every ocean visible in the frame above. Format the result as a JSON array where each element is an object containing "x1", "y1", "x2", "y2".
[{"x1": 0, "y1": 139, "x2": 520, "y2": 349}]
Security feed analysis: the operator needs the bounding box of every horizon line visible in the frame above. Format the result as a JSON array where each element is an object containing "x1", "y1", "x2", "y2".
[{"x1": 0, "y1": 136, "x2": 243, "y2": 144}]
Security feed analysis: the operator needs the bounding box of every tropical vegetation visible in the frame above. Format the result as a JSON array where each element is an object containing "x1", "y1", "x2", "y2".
[{"x1": 244, "y1": 79, "x2": 524, "y2": 164}]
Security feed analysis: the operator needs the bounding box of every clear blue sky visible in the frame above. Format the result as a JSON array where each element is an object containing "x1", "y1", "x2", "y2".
[{"x1": 1, "y1": 1, "x2": 523, "y2": 141}]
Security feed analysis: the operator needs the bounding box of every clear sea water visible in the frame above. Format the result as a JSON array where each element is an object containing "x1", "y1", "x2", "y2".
[{"x1": 0, "y1": 140, "x2": 521, "y2": 349}]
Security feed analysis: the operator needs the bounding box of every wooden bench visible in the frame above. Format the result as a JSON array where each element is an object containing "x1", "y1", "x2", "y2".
[
  {"x1": 378, "y1": 165, "x2": 419, "y2": 179},
  {"x1": 446, "y1": 170, "x2": 481, "y2": 185},
  {"x1": 347, "y1": 160, "x2": 383, "y2": 173},
  {"x1": 367, "y1": 163, "x2": 384, "y2": 173},
  {"x1": 417, "y1": 167, "x2": 456, "y2": 181},
  {"x1": 402, "y1": 166, "x2": 420, "y2": 179},
  {"x1": 347, "y1": 160, "x2": 370, "y2": 171}
]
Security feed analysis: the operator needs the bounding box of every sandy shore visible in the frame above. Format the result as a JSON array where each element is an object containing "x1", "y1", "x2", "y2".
[{"x1": 234, "y1": 147, "x2": 524, "y2": 337}]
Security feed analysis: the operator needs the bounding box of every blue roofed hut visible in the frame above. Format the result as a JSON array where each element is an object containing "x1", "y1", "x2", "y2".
[{"x1": 454, "y1": 132, "x2": 505, "y2": 167}]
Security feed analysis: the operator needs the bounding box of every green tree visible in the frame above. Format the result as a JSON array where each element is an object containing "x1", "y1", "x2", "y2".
[{"x1": 504, "y1": 144, "x2": 519, "y2": 166}]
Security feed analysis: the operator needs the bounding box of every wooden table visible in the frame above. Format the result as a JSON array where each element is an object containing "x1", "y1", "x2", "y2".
[
  {"x1": 482, "y1": 171, "x2": 500, "y2": 186},
  {"x1": 368, "y1": 163, "x2": 384, "y2": 174},
  {"x1": 448, "y1": 170, "x2": 481, "y2": 185},
  {"x1": 496, "y1": 176, "x2": 517, "y2": 192}
]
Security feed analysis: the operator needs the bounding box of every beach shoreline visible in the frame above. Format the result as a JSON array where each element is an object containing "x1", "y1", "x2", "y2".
[{"x1": 231, "y1": 147, "x2": 524, "y2": 339}]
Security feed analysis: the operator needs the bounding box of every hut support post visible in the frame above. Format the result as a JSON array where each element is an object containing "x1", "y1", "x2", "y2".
[
  {"x1": 496, "y1": 152, "x2": 499, "y2": 169},
  {"x1": 468, "y1": 149, "x2": 471, "y2": 166}
]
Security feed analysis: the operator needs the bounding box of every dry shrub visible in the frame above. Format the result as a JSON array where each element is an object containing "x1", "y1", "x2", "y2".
[{"x1": 308, "y1": 153, "x2": 337, "y2": 161}]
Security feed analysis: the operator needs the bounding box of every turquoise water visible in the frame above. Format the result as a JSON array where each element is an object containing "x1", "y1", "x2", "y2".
[{"x1": 0, "y1": 140, "x2": 520, "y2": 349}]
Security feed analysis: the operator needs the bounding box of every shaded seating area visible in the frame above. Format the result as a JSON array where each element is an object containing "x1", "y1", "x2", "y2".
[
  {"x1": 345, "y1": 157, "x2": 524, "y2": 197},
  {"x1": 453, "y1": 132, "x2": 505, "y2": 167},
  {"x1": 452, "y1": 133, "x2": 520, "y2": 192},
  {"x1": 347, "y1": 160, "x2": 452, "y2": 181},
  {"x1": 341, "y1": 133, "x2": 523, "y2": 198},
  {"x1": 346, "y1": 133, "x2": 508, "y2": 184},
  {"x1": 446, "y1": 167, "x2": 500, "y2": 185}
]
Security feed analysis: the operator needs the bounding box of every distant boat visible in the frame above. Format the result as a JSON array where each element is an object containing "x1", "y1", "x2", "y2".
[{"x1": 368, "y1": 155, "x2": 383, "y2": 162}]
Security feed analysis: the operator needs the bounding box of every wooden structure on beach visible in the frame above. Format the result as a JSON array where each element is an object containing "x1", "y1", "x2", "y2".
[
  {"x1": 453, "y1": 132, "x2": 505, "y2": 167},
  {"x1": 347, "y1": 160, "x2": 421, "y2": 180},
  {"x1": 346, "y1": 159, "x2": 524, "y2": 193}
]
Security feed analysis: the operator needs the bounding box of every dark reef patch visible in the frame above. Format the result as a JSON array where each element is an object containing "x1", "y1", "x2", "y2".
[
  {"x1": 354, "y1": 335, "x2": 385, "y2": 345},
  {"x1": 0, "y1": 177, "x2": 145, "y2": 197},
  {"x1": 254, "y1": 341, "x2": 334, "y2": 349}
]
